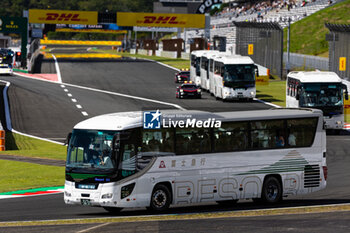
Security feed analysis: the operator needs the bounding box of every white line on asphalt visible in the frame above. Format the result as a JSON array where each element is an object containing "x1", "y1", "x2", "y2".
[
  {"x1": 14, "y1": 72, "x2": 187, "y2": 110},
  {"x1": 67, "y1": 93, "x2": 72, "y2": 97},
  {"x1": 11, "y1": 129, "x2": 65, "y2": 145},
  {"x1": 0, "y1": 80, "x2": 12, "y2": 131},
  {"x1": 63, "y1": 82, "x2": 186, "y2": 111},
  {"x1": 77, "y1": 223, "x2": 112, "y2": 233},
  {"x1": 81, "y1": 111, "x2": 88, "y2": 116},
  {"x1": 60, "y1": 85, "x2": 65, "y2": 88},
  {"x1": 76, "y1": 105, "x2": 82, "y2": 109},
  {"x1": 253, "y1": 98, "x2": 282, "y2": 108},
  {"x1": 139, "y1": 57, "x2": 180, "y2": 71},
  {"x1": 52, "y1": 54, "x2": 62, "y2": 83},
  {"x1": 1, "y1": 80, "x2": 64, "y2": 145},
  {"x1": 64, "y1": 89, "x2": 68, "y2": 92},
  {"x1": 71, "y1": 99, "x2": 77, "y2": 103}
]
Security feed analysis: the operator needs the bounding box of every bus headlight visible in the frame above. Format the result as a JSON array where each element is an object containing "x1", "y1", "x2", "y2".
[
  {"x1": 251, "y1": 91, "x2": 255, "y2": 96},
  {"x1": 180, "y1": 89, "x2": 184, "y2": 93},
  {"x1": 121, "y1": 183, "x2": 135, "y2": 199},
  {"x1": 64, "y1": 191, "x2": 72, "y2": 197},
  {"x1": 336, "y1": 121, "x2": 342, "y2": 125},
  {"x1": 101, "y1": 193, "x2": 113, "y2": 199},
  {"x1": 197, "y1": 89, "x2": 201, "y2": 93}
]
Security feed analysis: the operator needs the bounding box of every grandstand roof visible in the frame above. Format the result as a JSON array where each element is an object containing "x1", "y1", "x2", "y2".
[{"x1": 233, "y1": 22, "x2": 282, "y2": 30}]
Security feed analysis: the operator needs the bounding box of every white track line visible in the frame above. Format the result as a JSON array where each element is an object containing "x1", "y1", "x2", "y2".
[
  {"x1": 52, "y1": 54, "x2": 62, "y2": 83},
  {"x1": 1, "y1": 80, "x2": 12, "y2": 131},
  {"x1": 13, "y1": 73, "x2": 186, "y2": 111},
  {"x1": 0, "y1": 80, "x2": 64, "y2": 145},
  {"x1": 253, "y1": 98, "x2": 282, "y2": 108},
  {"x1": 138, "y1": 57, "x2": 180, "y2": 72}
]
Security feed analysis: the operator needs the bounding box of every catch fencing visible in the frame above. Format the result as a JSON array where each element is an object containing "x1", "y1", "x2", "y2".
[
  {"x1": 234, "y1": 22, "x2": 283, "y2": 79},
  {"x1": 326, "y1": 23, "x2": 350, "y2": 79}
]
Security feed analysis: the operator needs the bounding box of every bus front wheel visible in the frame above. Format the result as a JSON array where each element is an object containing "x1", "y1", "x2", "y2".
[
  {"x1": 149, "y1": 184, "x2": 171, "y2": 212},
  {"x1": 261, "y1": 176, "x2": 282, "y2": 204}
]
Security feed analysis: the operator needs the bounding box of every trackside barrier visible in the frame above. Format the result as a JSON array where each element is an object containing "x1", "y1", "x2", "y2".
[
  {"x1": 0, "y1": 129, "x2": 5, "y2": 151},
  {"x1": 256, "y1": 64, "x2": 270, "y2": 86},
  {"x1": 344, "y1": 80, "x2": 350, "y2": 123},
  {"x1": 345, "y1": 98, "x2": 350, "y2": 124},
  {"x1": 40, "y1": 39, "x2": 122, "y2": 46}
]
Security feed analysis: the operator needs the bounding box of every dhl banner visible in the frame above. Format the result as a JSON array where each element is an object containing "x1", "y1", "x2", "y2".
[
  {"x1": 29, "y1": 9, "x2": 98, "y2": 25},
  {"x1": 56, "y1": 28, "x2": 127, "y2": 34},
  {"x1": 117, "y1": 12, "x2": 205, "y2": 28}
]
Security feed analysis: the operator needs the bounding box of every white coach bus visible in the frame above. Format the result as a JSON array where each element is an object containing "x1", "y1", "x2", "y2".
[
  {"x1": 201, "y1": 51, "x2": 232, "y2": 91},
  {"x1": 286, "y1": 71, "x2": 349, "y2": 129},
  {"x1": 64, "y1": 109, "x2": 327, "y2": 213},
  {"x1": 211, "y1": 55, "x2": 258, "y2": 101},
  {"x1": 190, "y1": 50, "x2": 209, "y2": 86}
]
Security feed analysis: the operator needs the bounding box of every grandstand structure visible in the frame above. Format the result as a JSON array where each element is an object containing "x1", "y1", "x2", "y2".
[{"x1": 181, "y1": 0, "x2": 337, "y2": 51}]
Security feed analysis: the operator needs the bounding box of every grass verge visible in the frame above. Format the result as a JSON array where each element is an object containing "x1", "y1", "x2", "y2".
[
  {"x1": 0, "y1": 132, "x2": 66, "y2": 160},
  {"x1": 283, "y1": 0, "x2": 350, "y2": 56},
  {"x1": 256, "y1": 81, "x2": 286, "y2": 107},
  {"x1": 0, "y1": 160, "x2": 64, "y2": 193}
]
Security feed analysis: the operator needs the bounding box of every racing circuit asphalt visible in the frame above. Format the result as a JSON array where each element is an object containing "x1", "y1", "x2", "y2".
[{"x1": 0, "y1": 48, "x2": 350, "y2": 232}]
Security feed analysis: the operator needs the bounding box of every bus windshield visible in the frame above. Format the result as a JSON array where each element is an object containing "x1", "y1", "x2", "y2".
[
  {"x1": 223, "y1": 64, "x2": 255, "y2": 87},
  {"x1": 67, "y1": 128, "x2": 142, "y2": 179},
  {"x1": 300, "y1": 83, "x2": 343, "y2": 107},
  {"x1": 66, "y1": 129, "x2": 117, "y2": 171}
]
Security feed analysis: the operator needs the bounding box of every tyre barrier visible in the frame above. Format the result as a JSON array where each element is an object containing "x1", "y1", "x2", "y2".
[{"x1": 0, "y1": 130, "x2": 5, "y2": 151}]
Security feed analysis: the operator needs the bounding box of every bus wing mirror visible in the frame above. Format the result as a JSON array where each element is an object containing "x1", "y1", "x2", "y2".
[
  {"x1": 65, "y1": 132, "x2": 72, "y2": 146},
  {"x1": 113, "y1": 134, "x2": 121, "y2": 150},
  {"x1": 296, "y1": 88, "x2": 300, "y2": 100},
  {"x1": 255, "y1": 65, "x2": 259, "y2": 77},
  {"x1": 341, "y1": 83, "x2": 349, "y2": 100}
]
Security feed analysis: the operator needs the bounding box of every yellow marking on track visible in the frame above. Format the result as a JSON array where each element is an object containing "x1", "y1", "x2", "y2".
[
  {"x1": 40, "y1": 39, "x2": 122, "y2": 46},
  {"x1": 44, "y1": 53, "x2": 122, "y2": 59},
  {"x1": 1, "y1": 204, "x2": 350, "y2": 227}
]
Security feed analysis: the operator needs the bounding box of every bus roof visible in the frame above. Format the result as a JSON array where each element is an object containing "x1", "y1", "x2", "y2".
[
  {"x1": 203, "y1": 51, "x2": 232, "y2": 59},
  {"x1": 191, "y1": 50, "x2": 210, "y2": 57},
  {"x1": 214, "y1": 55, "x2": 254, "y2": 65},
  {"x1": 287, "y1": 71, "x2": 342, "y2": 83},
  {"x1": 73, "y1": 108, "x2": 323, "y2": 131}
]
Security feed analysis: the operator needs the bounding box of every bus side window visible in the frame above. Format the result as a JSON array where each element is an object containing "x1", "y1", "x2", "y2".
[
  {"x1": 142, "y1": 129, "x2": 174, "y2": 153},
  {"x1": 214, "y1": 122, "x2": 248, "y2": 152},
  {"x1": 250, "y1": 120, "x2": 284, "y2": 149},
  {"x1": 287, "y1": 118, "x2": 318, "y2": 147},
  {"x1": 175, "y1": 129, "x2": 210, "y2": 155}
]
